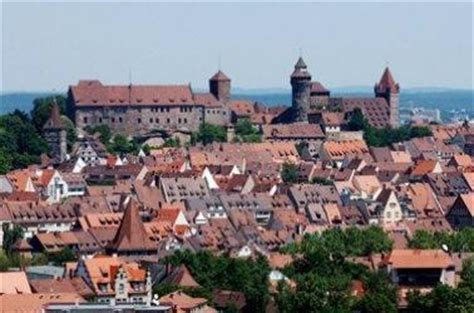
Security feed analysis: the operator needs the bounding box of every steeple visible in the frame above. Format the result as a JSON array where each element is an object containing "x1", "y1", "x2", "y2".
[
  {"x1": 107, "y1": 199, "x2": 156, "y2": 254},
  {"x1": 375, "y1": 67, "x2": 399, "y2": 94},
  {"x1": 295, "y1": 57, "x2": 307, "y2": 69},
  {"x1": 43, "y1": 99, "x2": 67, "y2": 164},
  {"x1": 374, "y1": 67, "x2": 400, "y2": 128},
  {"x1": 291, "y1": 57, "x2": 311, "y2": 79},
  {"x1": 44, "y1": 100, "x2": 65, "y2": 130}
]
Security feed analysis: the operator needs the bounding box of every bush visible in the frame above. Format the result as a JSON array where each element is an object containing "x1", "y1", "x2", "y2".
[
  {"x1": 281, "y1": 163, "x2": 299, "y2": 183},
  {"x1": 192, "y1": 123, "x2": 227, "y2": 145}
]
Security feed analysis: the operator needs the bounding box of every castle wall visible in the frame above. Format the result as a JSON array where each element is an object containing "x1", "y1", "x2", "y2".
[{"x1": 75, "y1": 105, "x2": 205, "y2": 135}]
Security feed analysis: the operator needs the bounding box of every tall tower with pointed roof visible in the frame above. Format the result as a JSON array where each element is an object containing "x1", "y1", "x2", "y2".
[
  {"x1": 106, "y1": 198, "x2": 156, "y2": 257},
  {"x1": 209, "y1": 70, "x2": 231, "y2": 103},
  {"x1": 43, "y1": 101, "x2": 67, "y2": 163},
  {"x1": 375, "y1": 67, "x2": 400, "y2": 128},
  {"x1": 291, "y1": 57, "x2": 312, "y2": 122}
]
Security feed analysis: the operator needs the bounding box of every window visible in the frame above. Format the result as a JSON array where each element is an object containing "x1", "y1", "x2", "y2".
[
  {"x1": 99, "y1": 117, "x2": 102, "y2": 123},
  {"x1": 167, "y1": 118, "x2": 170, "y2": 124},
  {"x1": 149, "y1": 118, "x2": 153, "y2": 123},
  {"x1": 178, "y1": 118, "x2": 182, "y2": 124},
  {"x1": 386, "y1": 212, "x2": 391, "y2": 219},
  {"x1": 111, "y1": 117, "x2": 115, "y2": 123},
  {"x1": 119, "y1": 117, "x2": 123, "y2": 123},
  {"x1": 155, "y1": 118, "x2": 159, "y2": 123},
  {"x1": 137, "y1": 118, "x2": 141, "y2": 124},
  {"x1": 83, "y1": 117, "x2": 88, "y2": 124},
  {"x1": 184, "y1": 118, "x2": 187, "y2": 123}
]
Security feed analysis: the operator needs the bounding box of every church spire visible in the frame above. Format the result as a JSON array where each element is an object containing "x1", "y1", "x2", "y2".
[{"x1": 375, "y1": 67, "x2": 399, "y2": 94}]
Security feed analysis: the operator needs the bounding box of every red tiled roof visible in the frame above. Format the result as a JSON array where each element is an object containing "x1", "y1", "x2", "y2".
[
  {"x1": 71, "y1": 80, "x2": 194, "y2": 106},
  {"x1": 107, "y1": 199, "x2": 156, "y2": 252},
  {"x1": 375, "y1": 67, "x2": 399, "y2": 93},
  {"x1": 385, "y1": 249, "x2": 454, "y2": 269},
  {"x1": 310, "y1": 81, "x2": 329, "y2": 94},
  {"x1": 210, "y1": 70, "x2": 230, "y2": 81}
]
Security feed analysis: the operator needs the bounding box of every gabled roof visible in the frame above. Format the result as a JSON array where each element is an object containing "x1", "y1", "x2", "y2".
[
  {"x1": 70, "y1": 81, "x2": 194, "y2": 106},
  {"x1": 163, "y1": 264, "x2": 200, "y2": 288},
  {"x1": 385, "y1": 249, "x2": 454, "y2": 269},
  {"x1": 375, "y1": 67, "x2": 399, "y2": 94},
  {"x1": 0, "y1": 272, "x2": 32, "y2": 294},
  {"x1": 107, "y1": 199, "x2": 156, "y2": 252},
  {"x1": 159, "y1": 291, "x2": 208, "y2": 310}
]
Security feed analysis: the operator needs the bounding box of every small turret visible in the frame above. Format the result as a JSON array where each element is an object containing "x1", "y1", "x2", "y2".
[
  {"x1": 209, "y1": 70, "x2": 231, "y2": 103},
  {"x1": 375, "y1": 67, "x2": 400, "y2": 127},
  {"x1": 43, "y1": 100, "x2": 67, "y2": 163}
]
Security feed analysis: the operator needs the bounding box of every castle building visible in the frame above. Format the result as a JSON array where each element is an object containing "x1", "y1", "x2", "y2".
[
  {"x1": 280, "y1": 57, "x2": 400, "y2": 129},
  {"x1": 67, "y1": 71, "x2": 232, "y2": 136},
  {"x1": 43, "y1": 102, "x2": 67, "y2": 163}
]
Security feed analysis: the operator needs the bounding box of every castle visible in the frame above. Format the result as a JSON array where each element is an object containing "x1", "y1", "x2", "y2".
[
  {"x1": 67, "y1": 58, "x2": 400, "y2": 139},
  {"x1": 67, "y1": 71, "x2": 232, "y2": 136},
  {"x1": 284, "y1": 57, "x2": 400, "y2": 128}
]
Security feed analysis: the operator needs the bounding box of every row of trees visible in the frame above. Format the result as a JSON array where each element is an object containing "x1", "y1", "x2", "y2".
[
  {"x1": 157, "y1": 250, "x2": 271, "y2": 313},
  {"x1": 277, "y1": 227, "x2": 396, "y2": 313},
  {"x1": 348, "y1": 108, "x2": 433, "y2": 147},
  {"x1": 0, "y1": 95, "x2": 76, "y2": 174},
  {"x1": 408, "y1": 228, "x2": 474, "y2": 252}
]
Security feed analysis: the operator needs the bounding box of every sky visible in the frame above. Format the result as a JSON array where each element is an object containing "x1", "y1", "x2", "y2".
[{"x1": 1, "y1": 1, "x2": 473, "y2": 93}]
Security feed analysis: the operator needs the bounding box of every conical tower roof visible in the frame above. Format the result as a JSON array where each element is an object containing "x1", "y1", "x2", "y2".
[
  {"x1": 294, "y1": 57, "x2": 307, "y2": 69},
  {"x1": 210, "y1": 70, "x2": 230, "y2": 81},
  {"x1": 108, "y1": 199, "x2": 156, "y2": 253},
  {"x1": 291, "y1": 57, "x2": 311, "y2": 79},
  {"x1": 375, "y1": 67, "x2": 399, "y2": 93},
  {"x1": 44, "y1": 101, "x2": 65, "y2": 129}
]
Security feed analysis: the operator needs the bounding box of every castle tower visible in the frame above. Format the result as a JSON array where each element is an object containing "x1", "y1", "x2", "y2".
[
  {"x1": 291, "y1": 57, "x2": 312, "y2": 122},
  {"x1": 209, "y1": 70, "x2": 231, "y2": 102},
  {"x1": 43, "y1": 101, "x2": 67, "y2": 163},
  {"x1": 375, "y1": 67, "x2": 400, "y2": 128}
]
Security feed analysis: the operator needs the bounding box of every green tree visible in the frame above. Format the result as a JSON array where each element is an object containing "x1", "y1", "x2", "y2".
[
  {"x1": 84, "y1": 124, "x2": 112, "y2": 145},
  {"x1": 192, "y1": 123, "x2": 227, "y2": 145},
  {"x1": 0, "y1": 148, "x2": 13, "y2": 174},
  {"x1": 2, "y1": 224, "x2": 24, "y2": 254},
  {"x1": 61, "y1": 116, "x2": 77, "y2": 150},
  {"x1": 460, "y1": 257, "x2": 474, "y2": 290},
  {"x1": 348, "y1": 108, "x2": 368, "y2": 131},
  {"x1": 234, "y1": 119, "x2": 262, "y2": 143},
  {"x1": 31, "y1": 95, "x2": 67, "y2": 131},
  {"x1": 281, "y1": 163, "x2": 299, "y2": 183},
  {"x1": 48, "y1": 247, "x2": 76, "y2": 266},
  {"x1": 108, "y1": 134, "x2": 139, "y2": 155}
]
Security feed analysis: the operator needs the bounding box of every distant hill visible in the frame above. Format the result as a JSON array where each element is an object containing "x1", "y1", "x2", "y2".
[
  {"x1": 1, "y1": 88, "x2": 472, "y2": 119},
  {"x1": 0, "y1": 92, "x2": 61, "y2": 115}
]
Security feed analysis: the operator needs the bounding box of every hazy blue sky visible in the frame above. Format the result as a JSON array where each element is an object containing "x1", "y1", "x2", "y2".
[{"x1": 1, "y1": 2, "x2": 473, "y2": 92}]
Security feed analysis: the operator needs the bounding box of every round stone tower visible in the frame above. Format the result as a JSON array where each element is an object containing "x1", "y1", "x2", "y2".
[{"x1": 291, "y1": 57, "x2": 312, "y2": 122}]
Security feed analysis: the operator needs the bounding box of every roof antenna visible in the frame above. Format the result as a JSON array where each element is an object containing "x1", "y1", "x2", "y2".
[{"x1": 128, "y1": 68, "x2": 132, "y2": 104}]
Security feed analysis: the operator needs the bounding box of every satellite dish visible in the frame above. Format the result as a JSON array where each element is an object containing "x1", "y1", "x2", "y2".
[{"x1": 441, "y1": 244, "x2": 449, "y2": 253}]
